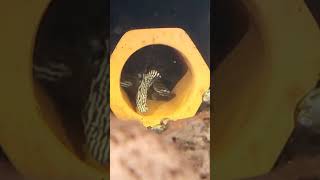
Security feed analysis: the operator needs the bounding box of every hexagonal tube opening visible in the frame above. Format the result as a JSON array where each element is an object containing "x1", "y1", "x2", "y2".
[
  {"x1": 110, "y1": 28, "x2": 210, "y2": 127},
  {"x1": 31, "y1": 0, "x2": 107, "y2": 171},
  {"x1": 120, "y1": 44, "x2": 188, "y2": 115}
]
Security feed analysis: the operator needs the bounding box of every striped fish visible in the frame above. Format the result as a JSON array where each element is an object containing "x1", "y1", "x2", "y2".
[
  {"x1": 33, "y1": 40, "x2": 110, "y2": 165},
  {"x1": 136, "y1": 70, "x2": 161, "y2": 113},
  {"x1": 82, "y1": 51, "x2": 109, "y2": 165}
]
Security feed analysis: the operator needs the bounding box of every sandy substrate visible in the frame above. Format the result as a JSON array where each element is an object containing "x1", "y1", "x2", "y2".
[{"x1": 110, "y1": 110, "x2": 211, "y2": 180}]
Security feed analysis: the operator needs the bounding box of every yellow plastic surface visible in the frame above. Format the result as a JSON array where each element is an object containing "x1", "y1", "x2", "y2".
[
  {"x1": 213, "y1": 0, "x2": 320, "y2": 179},
  {"x1": 110, "y1": 28, "x2": 210, "y2": 127},
  {"x1": 0, "y1": 1, "x2": 108, "y2": 179}
]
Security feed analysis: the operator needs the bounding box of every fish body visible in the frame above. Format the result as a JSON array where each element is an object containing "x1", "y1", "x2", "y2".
[
  {"x1": 81, "y1": 50, "x2": 109, "y2": 165},
  {"x1": 33, "y1": 39, "x2": 110, "y2": 165},
  {"x1": 120, "y1": 70, "x2": 176, "y2": 111},
  {"x1": 136, "y1": 70, "x2": 161, "y2": 113}
]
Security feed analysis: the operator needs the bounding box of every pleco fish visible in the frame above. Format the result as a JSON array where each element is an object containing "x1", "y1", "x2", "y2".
[
  {"x1": 121, "y1": 70, "x2": 176, "y2": 114},
  {"x1": 136, "y1": 69, "x2": 161, "y2": 113},
  {"x1": 33, "y1": 39, "x2": 110, "y2": 165},
  {"x1": 32, "y1": 0, "x2": 109, "y2": 166},
  {"x1": 81, "y1": 48, "x2": 109, "y2": 165}
]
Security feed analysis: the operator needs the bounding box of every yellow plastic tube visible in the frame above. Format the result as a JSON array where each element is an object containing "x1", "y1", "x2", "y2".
[
  {"x1": 0, "y1": 1, "x2": 108, "y2": 179},
  {"x1": 213, "y1": 0, "x2": 320, "y2": 179},
  {"x1": 110, "y1": 28, "x2": 210, "y2": 127}
]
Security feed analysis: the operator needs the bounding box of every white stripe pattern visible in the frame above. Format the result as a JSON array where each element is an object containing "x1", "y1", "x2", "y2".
[
  {"x1": 136, "y1": 70, "x2": 161, "y2": 113},
  {"x1": 33, "y1": 62, "x2": 72, "y2": 82},
  {"x1": 82, "y1": 53, "x2": 109, "y2": 165}
]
